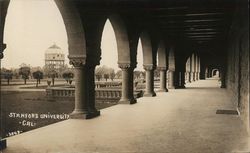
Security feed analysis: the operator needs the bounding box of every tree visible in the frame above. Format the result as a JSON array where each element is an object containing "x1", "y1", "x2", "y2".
[
  {"x1": 32, "y1": 71, "x2": 43, "y2": 87},
  {"x1": 19, "y1": 65, "x2": 31, "y2": 85},
  {"x1": 115, "y1": 70, "x2": 122, "y2": 79},
  {"x1": 1, "y1": 68, "x2": 13, "y2": 85},
  {"x1": 95, "y1": 66, "x2": 104, "y2": 81},
  {"x1": 62, "y1": 71, "x2": 74, "y2": 84},
  {"x1": 104, "y1": 74, "x2": 109, "y2": 81},
  {"x1": 108, "y1": 68, "x2": 115, "y2": 81}
]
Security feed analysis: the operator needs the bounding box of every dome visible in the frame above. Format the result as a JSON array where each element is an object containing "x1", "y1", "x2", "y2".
[{"x1": 45, "y1": 43, "x2": 64, "y2": 54}]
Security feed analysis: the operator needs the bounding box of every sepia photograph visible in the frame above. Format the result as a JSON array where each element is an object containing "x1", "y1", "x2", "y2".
[{"x1": 0, "y1": 0, "x2": 249, "y2": 152}]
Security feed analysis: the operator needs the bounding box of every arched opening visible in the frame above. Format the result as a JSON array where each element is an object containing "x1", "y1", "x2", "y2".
[
  {"x1": 212, "y1": 69, "x2": 219, "y2": 77},
  {"x1": 94, "y1": 18, "x2": 120, "y2": 107},
  {"x1": 104, "y1": 15, "x2": 136, "y2": 104},
  {"x1": 185, "y1": 56, "x2": 191, "y2": 83},
  {"x1": 134, "y1": 38, "x2": 145, "y2": 92},
  {"x1": 96, "y1": 19, "x2": 118, "y2": 80},
  {"x1": 1, "y1": 0, "x2": 74, "y2": 138}
]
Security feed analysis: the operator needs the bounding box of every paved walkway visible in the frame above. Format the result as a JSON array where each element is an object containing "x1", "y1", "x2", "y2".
[{"x1": 3, "y1": 79, "x2": 249, "y2": 153}]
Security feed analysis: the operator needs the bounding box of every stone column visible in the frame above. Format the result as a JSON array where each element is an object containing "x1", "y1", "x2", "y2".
[
  {"x1": 69, "y1": 57, "x2": 98, "y2": 119},
  {"x1": 86, "y1": 63, "x2": 100, "y2": 116},
  {"x1": 220, "y1": 69, "x2": 226, "y2": 88},
  {"x1": 158, "y1": 67, "x2": 168, "y2": 92},
  {"x1": 168, "y1": 70, "x2": 175, "y2": 89},
  {"x1": 189, "y1": 72, "x2": 193, "y2": 83},
  {"x1": 144, "y1": 65, "x2": 156, "y2": 97},
  {"x1": 0, "y1": 43, "x2": 7, "y2": 150},
  {"x1": 119, "y1": 63, "x2": 136, "y2": 104}
]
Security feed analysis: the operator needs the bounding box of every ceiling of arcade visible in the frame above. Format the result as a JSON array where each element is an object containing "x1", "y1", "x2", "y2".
[{"x1": 74, "y1": 0, "x2": 236, "y2": 54}]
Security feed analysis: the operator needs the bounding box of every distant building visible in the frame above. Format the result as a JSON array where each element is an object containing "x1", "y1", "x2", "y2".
[{"x1": 45, "y1": 43, "x2": 65, "y2": 70}]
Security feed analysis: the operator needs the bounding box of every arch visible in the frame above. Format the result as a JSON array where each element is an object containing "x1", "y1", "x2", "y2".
[
  {"x1": 157, "y1": 41, "x2": 167, "y2": 68},
  {"x1": 54, "y1": 0, "x2": 86, "y2": 59},
  {"x1": 140, "y1": 31, "x2": 154, "y2": 67},
  {"x1": 135, "y1": 38, "x2": 143, "y2": 71},
  {"x1": 168, "y1": 47, "x2": 175, "y2": 71},
  {"x1": 185, "y1": 57, "x2": 191, "y2": 72},
  {"x1": 99, "y1": 19, "x2": 118, "y2": 70},
  {"x1": 109, "y1": 15, "x2": 130, "y2": 65},
  {"x1": 0, "y1": 0, "x2": 10, "y2": 58},
  {"x1": 212, "y1": 69, "x2": 219, "y2": 76}
]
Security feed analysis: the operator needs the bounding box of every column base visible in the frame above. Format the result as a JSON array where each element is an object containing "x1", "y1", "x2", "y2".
[
  {"x1": 158, "y1": 88, "x2": 168, "y2": 92},
  {"x1": 175, "y1": 86, "x2": 186, "y2": 89},
  {"x1": 0, "y1": 139, "x2": 6, "y2": 150},
  {"x1": 119, "y1": 98, "x2": 137, "y2": 104},
  {"x1": 143, "y1": 91, "x2": 156, "y2": 97},
  {"x1": 69, "y1": 110, "x2": 100, "y2": 119}
]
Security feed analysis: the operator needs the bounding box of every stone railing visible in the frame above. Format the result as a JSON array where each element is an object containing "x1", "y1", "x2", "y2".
[
  {"x1": 46, "y1": 86, "x2": 75, "y2": 99},
  {"x1": 46, "y1": 87, "x2": 122, "y2": 102},
  {"x1": 95, "y1": 81, "x2": 121, "y2": 88},
  {"x1": 46, "y1": 86, "x2": 143, "y2": 102}
]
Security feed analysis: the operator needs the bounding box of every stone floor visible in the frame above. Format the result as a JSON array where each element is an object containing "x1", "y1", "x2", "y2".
[{"x1": 3, "y1": 78, "x2": 250, "y2": 153}]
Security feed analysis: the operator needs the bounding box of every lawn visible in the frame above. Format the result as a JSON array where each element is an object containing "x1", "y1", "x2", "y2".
[{"x1": 0, "y1": 91, "x2": 117, "y2": 138}]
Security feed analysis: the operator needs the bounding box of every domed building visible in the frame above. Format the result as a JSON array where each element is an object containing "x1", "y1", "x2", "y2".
[{"x1": 45, "y1": 43, "x2": 65, "y2": 70}]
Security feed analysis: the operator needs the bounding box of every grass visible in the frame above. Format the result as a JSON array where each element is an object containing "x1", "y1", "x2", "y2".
[{"x1": 0, "y1": 91, "x2": 117, "y2": 138}]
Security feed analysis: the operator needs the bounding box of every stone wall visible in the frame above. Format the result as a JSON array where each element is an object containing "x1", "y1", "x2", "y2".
[{"x1": 226, "y1": 0, "x2": 249, "y2": 130}]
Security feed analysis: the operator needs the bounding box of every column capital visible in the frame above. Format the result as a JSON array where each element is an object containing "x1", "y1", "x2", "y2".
[
  {"x1": 68, "y1": 55, "x2": 86, "y2": 68},
  {"x1": 143, "y1": 64, "x2": 154, "y2": 71},
  {"x1": 118, "y1": 63, "x2": 131, "y2": 70},
  {"x1": 157, "y1": 66, "x2": 167, "y2": 71}
]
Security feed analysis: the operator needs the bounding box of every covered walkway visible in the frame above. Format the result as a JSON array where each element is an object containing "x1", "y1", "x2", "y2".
[{"x1": 4, "y1": 79, "x2": 249, "y2": 153}]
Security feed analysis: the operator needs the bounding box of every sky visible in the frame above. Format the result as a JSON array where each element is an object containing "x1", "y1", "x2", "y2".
[{"x1": 2, "y1": 0, "x2": 143, "y2": 71}]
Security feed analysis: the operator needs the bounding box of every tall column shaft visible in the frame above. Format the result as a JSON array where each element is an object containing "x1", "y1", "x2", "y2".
[
  {"x1": 189, "y1": 72, "x2": 193, "y2": 82},
  {"x1": 69, "y1": 57, "x2": 100, "y2": 119},
  {"x1": 168, "y1": 70, "x2": 175, "y2": 89},
  {"x1": 72, "y1": 66, "x2": 88, "y2": 114},
  {"x1": 158, "y1": 67, "x2": 168, "y2": 92},
  {"x1": 174, "y1": 70, "x2": 186, "y2": 89},
  {"x1": 119, "y1": 64, "x2": 136, "y2": 104},
  {"x1": 144, "y1": 65, "x2": 156, "y2": 97},
  {"x1": 86, "y1": 64, "x2": 100, "y2": 115},
  {"x1": 220, "y1": 69, "x2": 226, "y2": 88}
]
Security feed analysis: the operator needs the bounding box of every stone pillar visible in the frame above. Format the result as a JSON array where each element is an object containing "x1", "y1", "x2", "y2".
[
  {"x1": 69, "y1": 57, "x2": 99, "y2": 119},
  {"x1": 119, "y1": 63, "x2": 136, "y2": 104},
  {"x1": 158, "y1": 67, "x2": 168, "y2": 92},
  {"x1": 0, "y1": 43, "x2": 7, "y2": 150},
  {"x1": 144, "y1": 65, "x2": 156, "y2": 97},
  {"x1": 220, "y1": 69, "x2": 226, "y2": 88},
  {"x1": 86, "y1": 63, "x2": 100, "y2": 116},
  {"x1": 174, "y1": 71, "x2": 186, "y2": 89},
  {"x1": 196, "y1": 72, "x2": 199, "y2": 80},
  {"x1": 189, "y1": 72, "x2": 193, "y2": 83},
  {"x1": 168, "y1": 70, "x2": 175, "y2": 89}
]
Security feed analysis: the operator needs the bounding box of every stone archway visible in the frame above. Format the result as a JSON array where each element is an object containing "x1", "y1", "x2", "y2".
[
  {"x1": 212, "y1": 69, "x2": 219, "y2": 77},
  {"x1": 108, "y1": 15, "x2": 137, "y2": 104}
]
